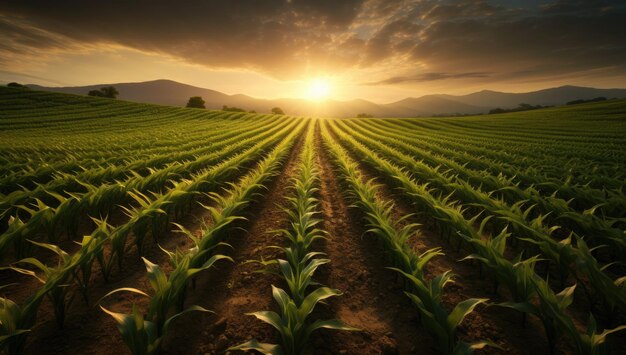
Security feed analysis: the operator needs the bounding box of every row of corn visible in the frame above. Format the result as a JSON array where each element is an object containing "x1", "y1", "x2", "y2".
[
  {"x1": 342, "y1": 118, "x2": 626, "y2": 261},
  {"x1": 0, "y1": 115, "x2": 293, "y2": 261},
  {"x1": 321, "y1": 121, "x2": 499, "y2": 355},
  {"x1": 230, "y1": 122, "x2": 358, "y2": 354},
  {"x1": 0, "y1": 119, "x2": 305, "y2": 354},
  {"x1": 327, "y1": 120, "x2": 626, "y2": 354},
  {"x1": 98, "y1": 117, "x2": 306, "y2": 355},
  {"x1": 333, "y1": 118, "x2": 626, "y2": 320}
]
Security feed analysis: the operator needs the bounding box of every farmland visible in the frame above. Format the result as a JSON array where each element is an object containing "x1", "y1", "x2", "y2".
[{"x1": 1, "y1": 86, "x2": 625, "y2": 355}]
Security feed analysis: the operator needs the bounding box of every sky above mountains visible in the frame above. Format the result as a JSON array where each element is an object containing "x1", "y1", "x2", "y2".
[{"x1": 1, "y1": 0, "x2": 625, "y2": 102}]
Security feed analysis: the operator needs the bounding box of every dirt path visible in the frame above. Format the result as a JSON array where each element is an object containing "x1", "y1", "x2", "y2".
[
  {"x1": 167, "y1": 127, "x2": 307, "y2": 354},
  {"x1": 308, "y1": 121, "x2": 430, "y2": 354}
]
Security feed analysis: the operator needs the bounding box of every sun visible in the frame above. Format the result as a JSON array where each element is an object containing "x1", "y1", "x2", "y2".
[{"x1": 306, "y1": 79, "x2": 331, "y2": 101}]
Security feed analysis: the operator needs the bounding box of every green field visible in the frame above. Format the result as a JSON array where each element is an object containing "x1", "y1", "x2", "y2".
[{"x1": 1, "y1": 86, "x2": 625, "y2": 354}]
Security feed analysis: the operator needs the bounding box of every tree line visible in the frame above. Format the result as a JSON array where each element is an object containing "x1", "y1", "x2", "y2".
[{"x1": 186, "y1": 96, "x2": 284, "y2": 114}]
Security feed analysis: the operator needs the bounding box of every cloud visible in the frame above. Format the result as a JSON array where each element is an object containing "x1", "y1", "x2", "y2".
[
  {"x1": 0, "y1": 0, "x2": 367, "y2": 79},
  {"x1": 0, "y1": 0, "x2": 625, "y2": 88},
  {"x1": 364, "y1": 71, "x2": 491, "y2": 85}
]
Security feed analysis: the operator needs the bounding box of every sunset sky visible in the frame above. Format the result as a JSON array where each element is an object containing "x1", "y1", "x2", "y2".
[{"x1": 1, "y1": 0, "x2": 625, "y2": 103}]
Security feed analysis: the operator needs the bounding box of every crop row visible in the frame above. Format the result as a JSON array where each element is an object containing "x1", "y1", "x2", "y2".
[
  {"x1": 330, "y1": 118, "x2": 626, "y2": 320},
  {"x1": 321, "y1": 120, "x2": 500, "y2": 354},
  {"x1": 0, "y1": 117, "x2": 299, "y2": 263},
  {"x1": 99, "y1": 118, "x2": 308, "y2": 355},
  {"x1": 0, "y1": 119, "x2": 307, "y2": 354},
  {"x1": 231, "y1": 120, "x2": 357, "y2": 354},
  {"x1": 327, "y1": 120, "x2": 626, "y2": 354}
]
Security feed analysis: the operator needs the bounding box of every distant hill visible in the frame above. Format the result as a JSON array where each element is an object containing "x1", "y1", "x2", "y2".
[
  {"x1": 384, "y1": 96, "x2": 486, "y2": 116},
  {"x1": 28, "y1": 80, "x2": 231, "y2": 108},
  {"x1": 438, "y1": 86, "x2": 626, "y2": 108},
  {"x1": 26, "y1": 80, "x2": 626, "y2": 117}
]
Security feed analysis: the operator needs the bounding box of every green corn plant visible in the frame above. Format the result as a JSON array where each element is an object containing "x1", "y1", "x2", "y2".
[
  {"x1": 275, "y1": 216, "x2": 326, "y2": 262},
  {"x1": 107, "y1": 190, "x2": 169, "y2": 272},
  {"x1": 561, "y1": 207, "x2": 626, "y2": 261},
  {"x1": 193, "y1": 192, "x2": 249, "y2": 256},
  {"x1": 460, "y1": 227, "x2": 539, "y2": 301},
  {"x1": 229, "y1": 286, "x2": 359, "y2": 355},
  {"x1": 0, "y1": 193, "x2": 75, "y2": 261},
  {"x1": 100, "y1": 303, "x2": 210, "y2": 355},
  {"x1": 0, "y1": 200, "x2": 59, "y2": 261},
  {"x1": 15, "y1": 199, "x2": 56, "y2": 241},
  {"x1": 0, "y1": 218, "x2": 120, "y2": 353},
  {"x1": 458, "y1": 219, "x2": 626, "y2": 354},
  {"x1": 101, "y1": 253, "x2": 229, "y2": 337},
  {"x1": 3, "y1": 240, "x2": 77, "y2": 327},
  {"x1": 72, "y1": 218, "x2": 111, "y2": 302},
  {"x1": 0, "y1": 291, "x2": 31, "y2": 355},
  {"x1": 392, "y1": 268, "x2": 496, "y2": 355},
  {"x1": 570, "y1": 236, "x2": 626, "y2": 320},
  {"x1": 0, "y1": 216, "x2": 27, "y2": 260},
  {"x1": 277, "y1": 256, "x2": 329, "y2": 305},
  {"x1": 577, "y1": 315, "x2": 626, "y2": 355},
  {"x1": 121, "y1": 190, "x2": 170, "y2": 256},
  {"x1": 46, "y1": 190, "x2": 81, "y2": 240},
  {"x1": 499, "y1": 280, "x2": 584, "y2": 354}
]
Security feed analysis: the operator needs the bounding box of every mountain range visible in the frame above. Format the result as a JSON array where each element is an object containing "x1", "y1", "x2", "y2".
[{"x1": 26, "y1": 80, "x2": 626, "y2": 117}]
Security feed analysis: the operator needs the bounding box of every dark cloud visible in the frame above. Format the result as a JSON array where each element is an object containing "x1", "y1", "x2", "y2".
[
  {"x1": 409, "y1": 2, "x2": 626, "y2": 82},
  {"x1": 540, "y1": 0, "x2": 625, "y2": 15},
  {"x1": 364, "y1": 72, "x2": 491, "y2": 85},
  {"x1": 0, "y1": 0, "x2": 625, "y2": 86},
  {"x1": 420, "y1": 0, "x2": 501, "y2": 21},
  {"x1": 0, "y1": 0, "x2": 365, "y2": 78}
]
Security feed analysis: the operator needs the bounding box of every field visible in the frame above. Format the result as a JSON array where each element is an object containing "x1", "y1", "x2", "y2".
[{"x1": 1, "y1": 86, "x2": 625, "y2": 355}]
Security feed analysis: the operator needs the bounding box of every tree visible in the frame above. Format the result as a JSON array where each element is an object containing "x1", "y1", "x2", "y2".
[
  {"x1": 356, "y1": 113, "x2": 373, "y2": 118},
  {"x1": 567, "y1": 97, "x2": 607, "y2": 105},
  {"x1": 271, "y1": 107, "x2": 285, "y2": 115},
  {"x1": 7, "y1": 82, "x2": 26, "y2": 88},
  {"x1": 222, "y1": 105, "x2": 245, "y2": 112},
  {"x1": 88, "y1": 86, "x2": 119, "y2": 98},
  {"x1": 186, "y1": 96, "x2": 205, "y2": 108},
  {"x1": 100, "y1": 86, "x2": 119, "y2": 98}
]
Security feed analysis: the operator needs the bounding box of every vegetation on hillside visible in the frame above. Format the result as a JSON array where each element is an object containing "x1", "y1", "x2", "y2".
[
  {"x1": 88, "y1": 86, "x2": 119, "y2": 98},
  {"x1": 186, "y1": 96, "x2": 205, "y2": 108}
]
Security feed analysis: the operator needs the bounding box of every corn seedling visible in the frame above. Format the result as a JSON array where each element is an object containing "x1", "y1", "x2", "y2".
[{"x1": 230, "y1": 286, "x2": 358, "y2": 355}]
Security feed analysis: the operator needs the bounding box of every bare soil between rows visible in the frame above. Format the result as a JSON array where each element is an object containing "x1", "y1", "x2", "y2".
[{"x1": 307, "y1": 121, "x2": 431, "y2": 354}]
